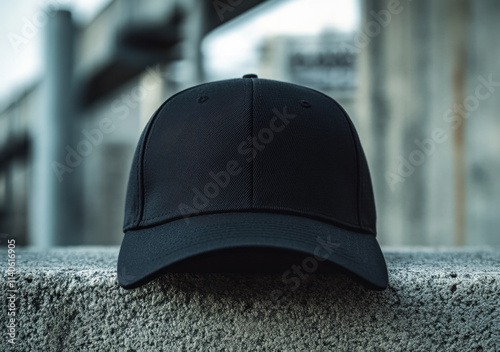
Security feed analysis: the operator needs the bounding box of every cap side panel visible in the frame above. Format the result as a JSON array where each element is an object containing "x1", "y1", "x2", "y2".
[
  {"x1": 332, "y1": 99, "x2": 376, "y2": 232},
  {"x1": 252, "y1": 79, "x2": 360, "y2": 228},
  {"x1": 124, "y1": 81, "x2": 242, "y2": 231},
  {"x1": 139, "y1": 79, "x2": 253, "y2": 225},
  {"x1": 123, "y1": 99, "x2": 169, "y2": 230},
  {"x1": 300, "y1": 86, "x2": 376, "y2": 233}
]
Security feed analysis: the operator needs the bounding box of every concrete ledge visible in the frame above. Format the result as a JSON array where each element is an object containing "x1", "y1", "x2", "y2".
[{"x1": 1, "y1": 247, "x2": 499, "y2": 351}]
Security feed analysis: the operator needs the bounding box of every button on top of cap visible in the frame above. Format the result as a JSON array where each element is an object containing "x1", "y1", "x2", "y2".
[{"x1": 242, "y1": 73, "x2": 258, "y2": 78}]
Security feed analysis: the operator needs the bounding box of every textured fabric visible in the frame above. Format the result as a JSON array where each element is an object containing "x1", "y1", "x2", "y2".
[{"x1": 118, "y1": 75, "x2": 387, "y2": 290}]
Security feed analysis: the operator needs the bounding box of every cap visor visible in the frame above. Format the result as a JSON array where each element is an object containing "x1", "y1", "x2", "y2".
[{"x1": 117, "y1": 212, "x2": 388, "y2": 290}]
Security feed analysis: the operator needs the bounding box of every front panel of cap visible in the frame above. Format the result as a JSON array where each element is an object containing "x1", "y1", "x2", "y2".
[
  {"x1": 251, "y1": 79, "x2": 359, "y2": 228},
  {"x1": 139, "y1": 79, "x2": 253, "y2": 225}
]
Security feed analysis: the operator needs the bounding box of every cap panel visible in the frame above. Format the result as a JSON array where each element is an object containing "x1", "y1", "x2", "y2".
[
  {"x1": 309, "y1": 88, "x2": 376, "y2": 233},
  {"x1": 251, "y1": 79, "x2": 360, "y2": 229},
  {"x1": 123, "y1": 138, "x2": 142, "y2": 229},
  {"x1": 357, "y1": 146, "x2": 376, "y2": 230},
  {"x1": 343, "y1": 114, "x2": 376, "y2": 231},
  {"x1": 138, "y1": 79, "x2": 253, "y2": 226},
  {"x1": 123, "y1": 99, "x2": 169, "y2": 230}
]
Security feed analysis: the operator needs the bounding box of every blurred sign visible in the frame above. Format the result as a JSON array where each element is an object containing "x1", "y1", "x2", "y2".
[{"x1": 287, "y1": 36, "x2": 357, "y2": 91}]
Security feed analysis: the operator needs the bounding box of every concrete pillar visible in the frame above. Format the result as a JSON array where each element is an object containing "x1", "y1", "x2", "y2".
[
  {"x1": 448, "y1": 0, "x2": 469, "y2": 246},
  {"x1": 359, "y1": 0, "x2": 500, "y2": 247},
  {"x1": 465, "y1": 0, "x2": 500, "y2": 246},
  {"x1": 357, "y1": 0, "x2": 462, "y2": 245},
  {"x1": 30, "y1": 10, "x2": 80, "y2": 246}
]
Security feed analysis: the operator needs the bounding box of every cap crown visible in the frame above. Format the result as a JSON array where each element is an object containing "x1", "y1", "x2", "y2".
[{"x1": 124, "y1": 78, "x2": 376, "y2": 235}]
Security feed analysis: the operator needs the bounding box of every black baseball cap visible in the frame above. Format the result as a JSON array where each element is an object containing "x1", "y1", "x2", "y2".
[{"x1": 117, "y1": 74, "x2": 388, "y2": 290}]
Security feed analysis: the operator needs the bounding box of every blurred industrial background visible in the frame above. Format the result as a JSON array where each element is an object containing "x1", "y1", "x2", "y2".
[{"x1": 0, "y1": 0, "x2": 499, "y2": 247}]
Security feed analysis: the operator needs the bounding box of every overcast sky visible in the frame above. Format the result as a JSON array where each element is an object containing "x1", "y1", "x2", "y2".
[{"x1": 0, "y1": 0, "x2": 358, "y2": 106}]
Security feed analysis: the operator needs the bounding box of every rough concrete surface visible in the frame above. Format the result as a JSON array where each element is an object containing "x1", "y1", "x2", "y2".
[{"x1": 0, "y1": 247, "x2": 499, "y2": 351}]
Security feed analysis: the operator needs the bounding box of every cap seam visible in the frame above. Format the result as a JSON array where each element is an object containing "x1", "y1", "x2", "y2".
[
  {"x1": 126, "y1": 207, "x2": 375, "y2": 235},
  {"x1": 250, "y1": 77, "x2": 255, "y2": 208},
  {"x1": 136, "y1": 99, "x2": 170, "y2": 226},
  {"x1": 147, "y1": 231, "x2": 362, "y2": 264},
  {"x1": 342, "y1": 114, "x2": 362, "y2": 229},
  {"x1": 133, "y1": 143, "x2": 141, "y2": 226}
]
